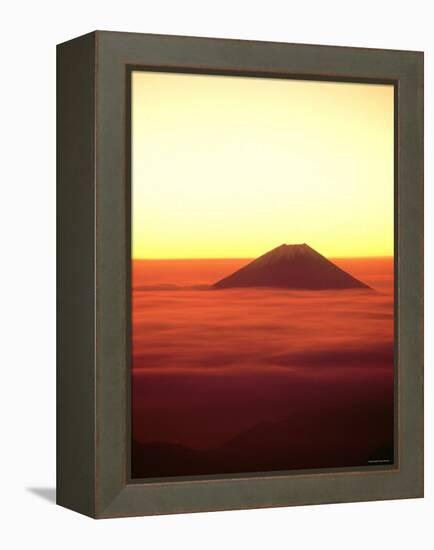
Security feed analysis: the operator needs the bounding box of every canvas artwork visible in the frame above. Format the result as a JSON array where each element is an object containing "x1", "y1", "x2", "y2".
[{"x1": 130, "y1": 71, "x2": 395, "y2": 479}]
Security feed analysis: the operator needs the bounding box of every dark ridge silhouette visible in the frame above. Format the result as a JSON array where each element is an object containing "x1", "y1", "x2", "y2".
[
  {"x1": 213, "y1": 244, "x2": 371, "y2": 290},
  {"x1": 132, "y1": 403, "x2": 393, "y2": 478}
]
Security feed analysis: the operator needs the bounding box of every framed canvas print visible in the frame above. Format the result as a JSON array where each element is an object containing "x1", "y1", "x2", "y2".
[{"x1": 57, "y1": 31, "x2": 423, "y2": 518}]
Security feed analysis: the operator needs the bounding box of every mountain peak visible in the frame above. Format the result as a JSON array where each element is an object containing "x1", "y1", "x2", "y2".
[{"x1": 213, "y1": 244, "x2": 370, "y2": 290}]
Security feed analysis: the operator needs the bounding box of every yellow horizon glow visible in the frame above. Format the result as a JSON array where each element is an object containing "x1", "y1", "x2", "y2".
[{"x1": 132, "y1": 71, "x2": 394, "y2": 259}]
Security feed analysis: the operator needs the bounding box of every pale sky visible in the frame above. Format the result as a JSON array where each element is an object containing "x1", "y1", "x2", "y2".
[{"x1": 132, "y1": 70, "x2": 394, "y2": 259}]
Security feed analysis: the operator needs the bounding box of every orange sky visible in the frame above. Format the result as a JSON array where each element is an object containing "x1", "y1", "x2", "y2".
[{"x1": 132, "y1": 71, "x2": 394, "y2": 259}]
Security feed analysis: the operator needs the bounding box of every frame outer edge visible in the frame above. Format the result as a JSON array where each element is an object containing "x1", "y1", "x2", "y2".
[
  {"x1": 88, "y1": 31, "x2": 424, "y2": 518},
  {"x1": 397, "y1": 50, "x2": 424, "y2": 498}
]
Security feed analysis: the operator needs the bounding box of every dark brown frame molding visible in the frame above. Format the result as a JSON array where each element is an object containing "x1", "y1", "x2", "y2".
[{"x1": 57, "y1": 31, "x2": 424, "y2": 518}]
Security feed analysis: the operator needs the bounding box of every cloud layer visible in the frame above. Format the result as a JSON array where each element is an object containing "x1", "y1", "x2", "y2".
[{"x1": 131, "y1": 258, "x2": 394, "y2": 474}]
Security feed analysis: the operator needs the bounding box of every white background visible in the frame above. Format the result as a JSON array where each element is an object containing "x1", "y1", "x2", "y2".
[{"x1": 1, "y1": 1, "x2": 432, "y2": 548}]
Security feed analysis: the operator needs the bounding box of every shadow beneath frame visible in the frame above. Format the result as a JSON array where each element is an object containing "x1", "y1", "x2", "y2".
[{"x1": 27, "y1": 487, "x2": 56, "y2": 504}]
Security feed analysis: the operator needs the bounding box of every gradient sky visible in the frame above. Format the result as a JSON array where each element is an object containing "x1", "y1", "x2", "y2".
[{"x1": 132, "y1": 71, "x2": 394, "y2": 259}]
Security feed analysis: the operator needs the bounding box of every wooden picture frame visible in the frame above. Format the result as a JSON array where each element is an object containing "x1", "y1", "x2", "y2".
[{"x1": 57, "y1": 31, "x2": 423, "y2": 518}]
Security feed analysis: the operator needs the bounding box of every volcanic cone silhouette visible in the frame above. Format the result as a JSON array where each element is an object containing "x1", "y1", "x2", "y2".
[{"x1": 213, "y1": 244, "x2": 370, "y2": 290}]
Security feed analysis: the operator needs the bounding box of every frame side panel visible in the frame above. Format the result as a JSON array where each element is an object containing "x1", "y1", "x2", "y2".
[{"x1": 56, "y1": 32, "x2": 97, "y2": 517}]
